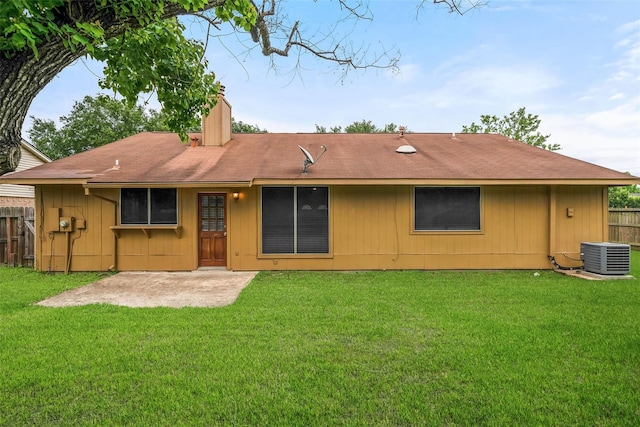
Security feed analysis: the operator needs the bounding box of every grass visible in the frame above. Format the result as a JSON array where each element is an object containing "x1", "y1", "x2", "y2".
[{"x1": 1, "y1": 256, "x2": 639, "y2": 426}]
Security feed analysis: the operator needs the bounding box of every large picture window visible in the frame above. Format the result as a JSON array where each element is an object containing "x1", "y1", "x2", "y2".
[
  {"x1": 414, "y1": 187, "x2": 480, "y2": 231},
  {"x1": 262, "y1": 187, "x2": 329, "y2": 254},
  {"x1": 121, "y1": 188, "x2": 177, "y2": 225}
]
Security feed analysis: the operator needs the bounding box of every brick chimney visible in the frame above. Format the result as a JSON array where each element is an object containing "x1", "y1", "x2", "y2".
[{"x1": 202, "y1": 90, "x2": 232, "y2": 146}]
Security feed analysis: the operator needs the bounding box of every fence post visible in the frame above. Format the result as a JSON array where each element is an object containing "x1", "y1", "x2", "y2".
[
  {"x1": 6, "y1": 216, "x2": 14, "y2": 266},
  {"x1": 17, "y1": 215, "x2": 25, "y2": 267}
]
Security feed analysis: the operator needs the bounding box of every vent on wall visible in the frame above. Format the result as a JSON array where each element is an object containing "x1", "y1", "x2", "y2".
[{"x1": 580, "y1": 242, "x2": 630, "y2": 275}]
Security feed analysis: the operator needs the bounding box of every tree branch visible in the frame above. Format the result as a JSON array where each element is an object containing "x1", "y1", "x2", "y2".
[{"x1": 429, "y1": 0, "x2": 485, "y2": 15}]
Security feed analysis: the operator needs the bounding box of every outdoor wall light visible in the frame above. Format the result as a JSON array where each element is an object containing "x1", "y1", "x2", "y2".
[{"x1": 232, "y1": 192, "x2": 239, "y2": 200}]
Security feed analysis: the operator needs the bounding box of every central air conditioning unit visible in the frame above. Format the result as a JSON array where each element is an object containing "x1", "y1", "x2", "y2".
[{"x1": 580, "y1": 242, "x2": 630, "y2": 275}]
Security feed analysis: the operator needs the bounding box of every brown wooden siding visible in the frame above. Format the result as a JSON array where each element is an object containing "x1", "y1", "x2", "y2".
[
  {"x1": 33, "y1": 184, "x2": 608, "y2": 272},
  {"x1": 234, "y1": 185, "x2": 558, "y2": 271},
  {"x1": 552, "y1": 185, "x2": 606, "y2": 267}
]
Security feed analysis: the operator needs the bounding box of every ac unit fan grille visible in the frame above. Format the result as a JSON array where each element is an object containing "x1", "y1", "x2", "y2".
[{"x1": 580, "y1": 242, "x2": 630, "y2": 275}]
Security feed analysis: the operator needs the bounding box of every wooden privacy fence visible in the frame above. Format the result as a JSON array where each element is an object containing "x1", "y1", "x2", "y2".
[
  {"x1": 609, "y1": 208, "x2": 640, "y2": 248},
  {"x1": 0, "y1": 207, "x2": 35, "y2": 267}
]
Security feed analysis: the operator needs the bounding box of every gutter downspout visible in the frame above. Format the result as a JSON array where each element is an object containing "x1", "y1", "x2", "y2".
[{"x1": 85, "y1": 188, "x2": 118, "y2": 271}]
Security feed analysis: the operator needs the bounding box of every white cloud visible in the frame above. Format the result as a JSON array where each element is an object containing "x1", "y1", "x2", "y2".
[
  {"x1": 612, "y1": 19, "x2": 640, "y2": 77},
  {"x1": 609, "y1": 92, "x2": 625, "y2": 100},
  {"x1": 583, "y1": 101, "x2": 640, "y2": 134},
  {"x1": 617, "y1": 19, "x2": 640, "y2": 34},
  {"x1": 544, "y1": 112, "x2": 640, "y2": 174},
  {"x1": 386, "y1": 63, "x2": 422, "y2": 83},
  {"x1": 426, "y1": 64, "x2": 562, "y2": 109}
]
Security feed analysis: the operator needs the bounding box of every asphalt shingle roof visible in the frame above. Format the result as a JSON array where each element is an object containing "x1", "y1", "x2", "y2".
[{"x1": 3, "y1": 131, "x2": 637, "y2": 185}]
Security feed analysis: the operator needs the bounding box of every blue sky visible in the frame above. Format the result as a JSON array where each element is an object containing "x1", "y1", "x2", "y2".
[{"x1": 26, "y1": 0, "x2": 640, "y2": 175}]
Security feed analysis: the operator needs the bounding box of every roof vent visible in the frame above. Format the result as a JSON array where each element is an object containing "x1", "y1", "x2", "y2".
[{"x1": 396, "y1": 145, "x2": 416, "y2": 154}]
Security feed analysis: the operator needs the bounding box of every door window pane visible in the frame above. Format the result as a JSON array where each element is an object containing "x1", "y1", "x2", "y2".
[{"x1": 200, "y1": 195, "x2": 225, "y2": 231}]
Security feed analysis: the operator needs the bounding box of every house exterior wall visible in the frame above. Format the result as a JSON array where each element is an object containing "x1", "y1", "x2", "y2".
[
  {"x1": 552, "y1": 185, "x2": 607, "y2": 267},
  {"x1": 33, "y1": 184, "x2": 607, "y2": 272},
  {"x1": 230, "y1": 185, "x2": 553, "y2": 271},
  {"x1": 34, "y1": 185, "x2": 203, "y2": 272},
  {"x1": 0, "y1": 146, "x2": 46, "y2": 201}
]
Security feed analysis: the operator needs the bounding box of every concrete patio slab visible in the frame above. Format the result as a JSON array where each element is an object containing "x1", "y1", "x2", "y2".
[{"x1": 36, "y1": 270, "x2": 258, "y2": 308}]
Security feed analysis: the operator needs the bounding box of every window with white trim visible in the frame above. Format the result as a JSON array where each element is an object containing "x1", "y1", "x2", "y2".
[
  {"x1": 121, "y1": 188, "x2": 177, "y2": 225},
  {"x1": 414, "y1": 187, "x2": 480, "y2": 231},
  {"x1": 262, "y1": 187, "x2": 329, "y2": 254}
]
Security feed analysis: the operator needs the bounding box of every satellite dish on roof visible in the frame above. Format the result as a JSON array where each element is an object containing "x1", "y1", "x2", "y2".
[
  {"x1": 299, "y1": 145, "x2": 315, "y2": 165},
  {"x1": 298, "y1": 145, "x2": 327, "y2": 174}
]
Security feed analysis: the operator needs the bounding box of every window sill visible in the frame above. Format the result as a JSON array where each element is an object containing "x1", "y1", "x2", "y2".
[
  {"x1": 410, "y1": 229, "x2": 483, "y2": 236},
  {"x1": 110, "y1": 225, "x2": 182, "y2": 239},
  {"x1": 258, "y1": 253, "x2": 333, "y2": 260}
]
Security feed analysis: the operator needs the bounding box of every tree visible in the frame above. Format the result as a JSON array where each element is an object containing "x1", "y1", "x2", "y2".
[
  {"x1": 0, "y1": 0, "x2": 474, "y2": 175},
  {"x1": 315, "y1": 120, "x2": 402, "y2": 133},
  {"x1": 232, "y1": 118, "x2": 267, "y2": 133},
  {"x1": 461, "y1": 107, "x2": 559, "y2": 151},
  {"x1": 314, "y1": 125, "x2": 342, "y2": 134},
  {"x1": 28, "y1": 94, "x2": 169, "y2": 160},
  {"x1": 609, "y1": 183, "x2": 640, "y2": 208}
]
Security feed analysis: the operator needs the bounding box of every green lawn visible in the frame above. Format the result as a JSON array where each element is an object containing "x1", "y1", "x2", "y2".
[{"x1": 1, "y1": 255, "x2": 639, "y2": 426}]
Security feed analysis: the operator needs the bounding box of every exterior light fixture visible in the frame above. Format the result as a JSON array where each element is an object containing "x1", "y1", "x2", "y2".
[{"x1": 232, "y1": 192, "x2": 239, "y2": 200}]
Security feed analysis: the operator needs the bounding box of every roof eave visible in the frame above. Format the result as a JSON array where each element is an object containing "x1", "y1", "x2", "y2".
[
  {"x1": 251, "y1": 178, "x2": 640, "y2": 186},
  {"x1": 83, "y1": 181, "x2": 253, "y2": 189},
  {"x1": 0, "y1": 178, "x2": 88, "y2": 185}
]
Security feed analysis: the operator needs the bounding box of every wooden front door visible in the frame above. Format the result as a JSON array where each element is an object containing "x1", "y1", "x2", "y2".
[{"x1": 198, "y1": 193, "x2": 227, "y2": 267}]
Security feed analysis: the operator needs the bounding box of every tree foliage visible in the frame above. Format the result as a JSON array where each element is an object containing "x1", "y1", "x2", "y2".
[
  {"x1": 93, "y1": 19, "x2": 222, "y2": 138},
  {"x1": 1, "y1": 0, "x2": 256, "y2": 58},
  {"x1": 232, "y1": 118, "x2": 267, "y2": 133},
  {"x1": 461, "y1": 107, "x2": 559, "y2": 151},
  {"x1": 28, "y1": 94, "x2": 169, "y2": 160},
  {"x1": 609, "y1": 184, "x2": 640, "y2": 208},
  {"x1": 315, "y1": 120, "x2": 402, "y2": 133}
]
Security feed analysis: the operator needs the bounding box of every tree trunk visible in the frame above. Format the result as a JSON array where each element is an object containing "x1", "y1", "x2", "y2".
[{"x1": 0, "y1": 42, "x2": 84, "y2": 175}]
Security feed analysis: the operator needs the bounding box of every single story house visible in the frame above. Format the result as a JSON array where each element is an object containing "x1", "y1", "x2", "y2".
[
  {"x1": 0, "y1": 139, "x2": 50, "y2": 207},
  {"x1": 2, "y1": 97, "x2": 638, "y2": 272}
]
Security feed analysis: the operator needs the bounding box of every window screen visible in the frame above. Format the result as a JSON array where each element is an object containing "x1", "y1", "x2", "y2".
[
  {"x1": 121, "y1": 188, "x2": 177, "y2": 225},
  {"x1": 150, "y1": 189, "x2": 177, "y2": 224},
  {"x1": 262, "y1": 187, "x2": 295, "y2": 254},
  {"x1": 415, "y1": 187, "x2": 480, "y2": 231},
  {"x1": 297, "y1": 187, "x2": 329, "y2": 253},
  {"x1": 262, "y1": 187, "x2": 329, "y2": 254},
  {"x1": 121, "y1": 188, "x2": 148, "y2": 224}
]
